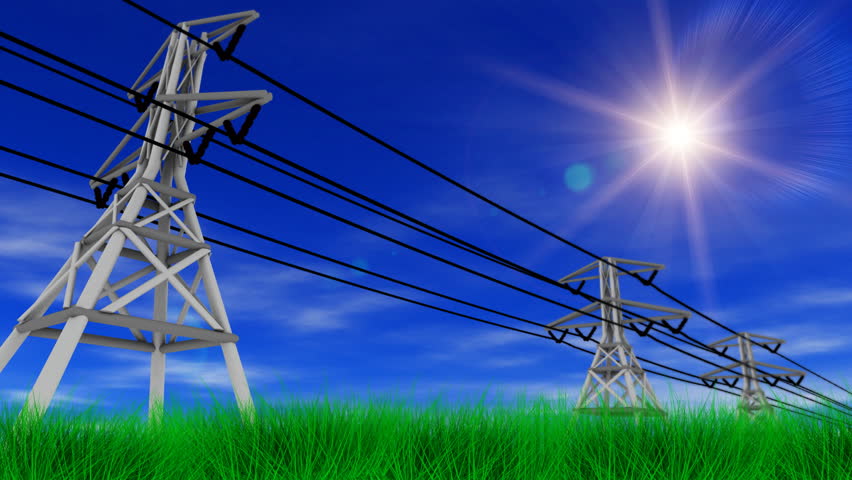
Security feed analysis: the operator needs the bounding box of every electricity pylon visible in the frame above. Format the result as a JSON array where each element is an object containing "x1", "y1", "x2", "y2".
[
  {"x1": 0, "y1": 10, "x2": 272, "y2": 426},
  {"x1": 546, "y1": 257, "x2": 691, "y2": 418},
  {"x1": 700, "y1": 332, "x2": 805, "y2": 418}
]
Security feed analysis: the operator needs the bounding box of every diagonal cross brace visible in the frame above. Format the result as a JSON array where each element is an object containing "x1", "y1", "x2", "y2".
[{"x1": 121, "y1": 229, "x2": 223, "y2": 331}]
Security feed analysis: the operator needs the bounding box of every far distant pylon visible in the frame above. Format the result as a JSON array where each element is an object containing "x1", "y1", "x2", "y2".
[
  {"x1": 700, "y1": 332, "x2": 805, "y2": 418},
  {"x1": 546, "y1": 257, "x2": 691, "y2": 418}
]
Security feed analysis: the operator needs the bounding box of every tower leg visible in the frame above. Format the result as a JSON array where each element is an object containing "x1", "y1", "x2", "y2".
[
  {"x1": 0, "y1": 329, "x2": 30, "y2": 374},
  {"x1": 220, "y1": 342, "x2": 255, "y2": 425},
  {"x1": 149, "y1": 335, "x2": 166, "y2": 423},
  {"x1": 20, "y1": 314, "x2": 89, "y2": 422}
]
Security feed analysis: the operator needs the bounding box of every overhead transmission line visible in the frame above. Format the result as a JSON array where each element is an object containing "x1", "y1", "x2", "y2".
[
  {"x1": 0, "y1": 31, "x2": 742, "y2": 360},
  {"x1": 1, "y1": 40, "x2": 848, "y2": 416},
  {"x1": 3, "y1": 142, "x2": 851, "y2": 426},
  {"x1": 119, "y1": 0, "x2": 852, "y2": 399},
  {"x1": 9, "y1": 77, "x2": 849, "y2": 421},
  {"x1": 3, "y1": 31, "x2": 845, "y2": 408},
  {"x1": 0, "y1": 163, "x2": 848, "y2": 431},
  {"x1": 0, "y1": 35, "x2": 813, "y2": 374}
]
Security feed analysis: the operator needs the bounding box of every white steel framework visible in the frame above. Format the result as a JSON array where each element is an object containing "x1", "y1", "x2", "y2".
[
  {"x1": 700, "y1": 332, "x2": 805, "y2": 417},
  {"x1": 0, "y1": 10, "x2": 272, "y2": 426},
  {"x1": 547, "y1": 257, "x2": 691, "y2": 418}
]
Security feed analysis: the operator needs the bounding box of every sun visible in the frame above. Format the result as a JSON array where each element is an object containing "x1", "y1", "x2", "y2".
[{"x1": 662, "y1": 121, "x2": 697, "y2": 153}]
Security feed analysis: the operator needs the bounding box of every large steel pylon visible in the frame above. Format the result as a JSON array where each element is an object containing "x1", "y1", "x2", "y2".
[
  {"x1": 700, "y1": 332, "x2": 805, "y2": 418},
  {"x1": 546, "y1": 257, "x2": 691, "y2": 418},
  {"x1": 0, "y1": 10, "x2": 272, "y2": 425}
]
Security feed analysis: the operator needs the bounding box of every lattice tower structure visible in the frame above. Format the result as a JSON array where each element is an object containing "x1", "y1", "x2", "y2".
[
  {"x1": 547, "y1": 257, "x2": 692, "y2": 418},
  {"x1": 0, "y1": 10, "x2": 271, "y2": 425},
  {"x1": 700, "y1": 332, "x2": 805, "y2": 418}
]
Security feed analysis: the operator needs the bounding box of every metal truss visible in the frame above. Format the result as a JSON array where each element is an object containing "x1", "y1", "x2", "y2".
[
  {"x1": 547, "y1": 257, "x2": 691, "y2": 418},
  {"x1": 700, "y1": 332, "x2": 806, "y2": 418},
  {"x1": 0, "y1": 10, "x2": 271, "y2": 425}
]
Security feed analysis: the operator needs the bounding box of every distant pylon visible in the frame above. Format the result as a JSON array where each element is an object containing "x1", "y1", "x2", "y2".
[
  {"x1": 700, "y1": 332, "x2": 805, "y2": 418},
  {"x1": 546, "y1": 257, "x2": 691, "y2": 418},
  {"x1": 0, "y1": 10, "x2": 272, "y2": 426}
]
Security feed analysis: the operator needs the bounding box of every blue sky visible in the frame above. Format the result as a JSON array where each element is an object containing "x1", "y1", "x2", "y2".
[{"x1": 1, "y1": 0, "x2": 851, "y2": 424}]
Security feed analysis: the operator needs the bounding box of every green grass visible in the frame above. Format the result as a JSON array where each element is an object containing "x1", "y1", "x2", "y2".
[{"x1": 0, "y1": 383, "x2": 850, "y2": 480}]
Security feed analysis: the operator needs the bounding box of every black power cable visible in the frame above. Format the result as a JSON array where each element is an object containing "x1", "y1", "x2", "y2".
[
  {"x1": 3, "y1": 77, "x2": 847, "y2": 418},
  {"x1": 0, "y1": 79, "x2": 676, "y2": 347},
  {"x1": 2, "y1": 32, "x2": 848, "y2": 413},
  {"x1": 119, "y1": 1, "x2": 852, "y2": 399},
  {"x1": 3, "y1": 31, "x2": 841, "y2": 408},
  {"x1": 0, "y1": 36, "x2": 798, "y2": 385},
  {"x1": 3, "y1": 144, "x2": 851, "y2": 427},
  {"x1": 0, "y1": 32, "x2": 697, "y2": 343},
  {"x1": 0, "y1": 38, "x2": 521, "y2": 273},
  {"x1": 0, "y1": 45, "x2": 135, "y2": 108},
  {"x1": 0, "y1": 35, "x2": 637, "y2": 323},
  {"x1": 0, "y1": 143, "x2": 587, "y2": 342},
  {"x1": 0, "y1": 167, "x2": 849, "y2": 431}
]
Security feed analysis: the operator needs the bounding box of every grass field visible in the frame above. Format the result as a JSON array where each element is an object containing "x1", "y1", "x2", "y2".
[{"x1": 0, "y1": 383, "x2": 849, "y2": 480}]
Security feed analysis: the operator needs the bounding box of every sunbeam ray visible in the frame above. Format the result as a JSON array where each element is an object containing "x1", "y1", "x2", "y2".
[{"x1": 490, "y1": 64, "x2": 660, "y2": 130}]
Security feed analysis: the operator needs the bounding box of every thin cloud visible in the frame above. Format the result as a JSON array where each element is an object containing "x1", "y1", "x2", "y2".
[
  {"x1": 773, "y1": 336, "x2": 852, "y2": 357},
  {"x1": 0, "y1": 388, "x2": 111, "y2": 407},
  {"x1": 790, "y1": 287, "x2": 852, "y2": 306},
  {"x1": 482, "y1": 356, "x2": 543, "y2": 368},
  {"x1": 94, "y1": 349, "x2": 302, "y2": 391}
]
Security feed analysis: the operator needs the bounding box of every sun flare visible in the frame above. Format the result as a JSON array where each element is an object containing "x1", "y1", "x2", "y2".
[{"x1": 662, "y1": 122, "x2": 697, "y2": 153}]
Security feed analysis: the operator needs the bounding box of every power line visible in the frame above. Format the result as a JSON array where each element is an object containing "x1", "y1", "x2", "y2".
[
  {"x1": 0, "y1": 79, "x2": 676, "y2": 344},
  {"x1": 2, "y1": 30, "x2": 848, "y2": 413},
  {"x1": 3, "y1": 145, "x2": 850, "y2": 426},
  {"x1": 0, "y1": 45, "x2": 135, "y2": 108},
  {"x1": 119, "y1": 1, "x2": 852, "y2": 398},
  {"x1": 0, "y1": 35, "x2": 613, "y2": 318},
  {"x1": 0, "y1": 147, "x2": 586, "y2": 345},
  {"x1": 1, "y1": 166, "x2": 848, "y2": 431},
  {"x1": 3, "y1": 76, "x2": 847, "y2": 417},
  {"x1": 0, "y1": 33, "x2": 513, "y2": 270},
  {"x1": 0, "y1": 36, "x2": 785, "y2": 370},
  {"x1": 3, "y1": 30, "x2": 840, "y2": 405}
]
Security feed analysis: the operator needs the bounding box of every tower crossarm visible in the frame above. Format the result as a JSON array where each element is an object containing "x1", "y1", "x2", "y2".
[
  {"x1": 557, "y1": 257, "x2": 665, "y2": 284},
  {"x1": 90, "y1": 12, "x2": 272, "y2": 191},
  {"x1": 707, "y1": 332, "x2": 785, "y2": 351},
  {"x1": 545, "y1": 297, "x2": 690, "y2": 332},
  {"x1": 699, "y1": 362, "x2": 746, "y2": 380},
  {"x1": 700, "y1": 332, "x2": 806, "y2": 396},
  {"x1": 128, "y1": 10, "x2": 261, "y2": 97},
  {"x1": 89, "y1": 90, "x2": 272, "y2": 190},
  {"x1": 701, "y1": 361, "x2": 806, "y2": 380}
]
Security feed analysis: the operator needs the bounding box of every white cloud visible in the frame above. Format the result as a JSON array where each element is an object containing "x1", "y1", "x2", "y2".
[
  {"x1": 0, "y1": 279, "x2": 57, "y2": 300},
  {"x1": 285, "y1": 291, "x2": 410, "y2": 333},
  {"x1": 772, "y1": 336, "x2": 852, "y2": 357},
  {"x1": 92, "y1": 348, "x2": 302, "y2": 391},
  {"x1": 217, "y1": 261, "x2": 425, "y2": 333},
  {"x1": 0, "y1": 388, "x2": 112, "y2": 407},
  {"x1": 455, "y1": 329, "x2": 539, "y2": 352},
  {"x1": 790, "y1": 287, "x2": 852, "y2": 306},
  {"x1": 0, "y1": 190, "x2": 93, "y2": 256},
  {"x1": 0, "y1": 237, "x2": 72, "y2": 259},
  {"x1": 482, "y1": 356, "x2": 543, "y2": 368}
]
